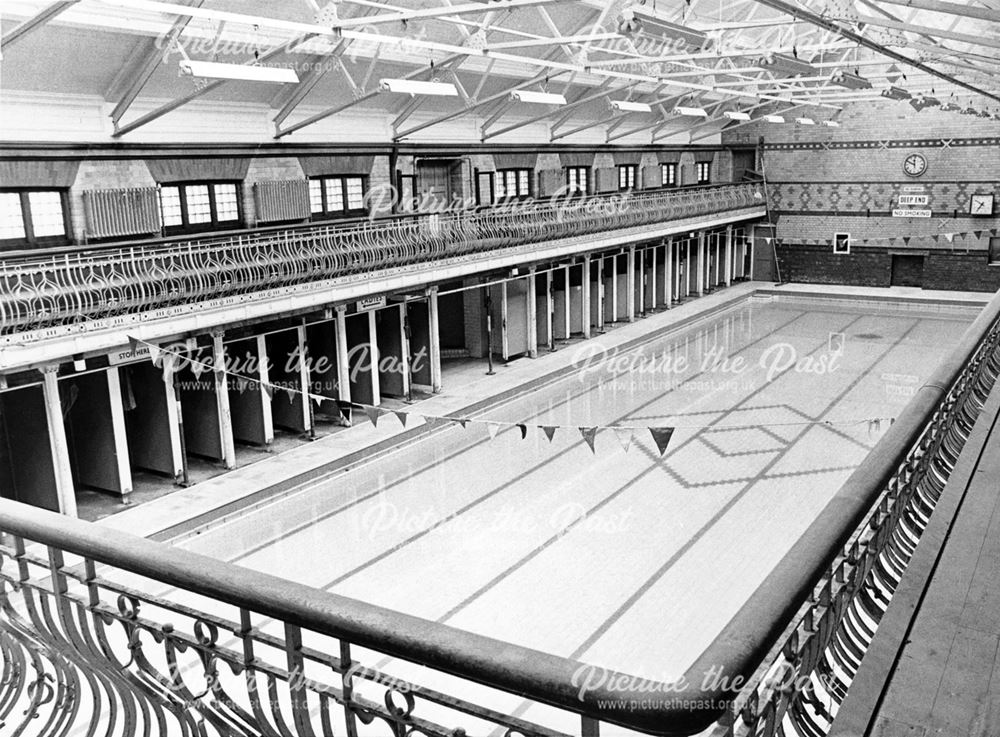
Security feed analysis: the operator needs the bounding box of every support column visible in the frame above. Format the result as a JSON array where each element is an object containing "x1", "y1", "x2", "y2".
[
  {"x1": 596, "y1": 257, "x2": 605, "y2": 330},
  {"x1": 106, "y1": 368, "x2": 133, "y2": 498},
  {"x1": 397, "y1": 305, "x2": 411, "y2": 398},
  {"x1": 714, "y1": 235, "x2": 721, "y2": 287},
  {"x1": 626, "y1": 246, "x2": 637, "y2": 322},
  {"x1": 368, "y1": 310, "x2": 381, "y2": 405},
  {"x1": 256, "y1": 334, "x2": 275, "y2": 443},
  {"x1": 562, "y1": 265, "x2": 571, "y2": 339},
  {"x1": 697, "y1": 232, "x2": 706, "y2": 296},
  {"x1": 499, "y1": 281, "x2": 510, "y2": 359},
  {"x1": 609, "y1": 255, "x2": 618, "y2": 322},
  {"x1": 427, "y1": 287, "x2": 443, "y2": 389},
  {"x1": 335, "y1": 306, "x2": 351, "y2": 402},
  {"x1": 212, "y1": 331, "x2": 237, "y2": 469},
  {"x1": 581, "y1": 258, "x2": 591, "y2": 339},
  {"x1": 725, "y1": 225, "x2": 734, "y2": 287},
  {"x1": 296, "y1": 324, "x2": 313, "y2": 433},
  {"x1": 526, "y1": 270, "x2": 538, "y2": 357},
  {"x1": 648, "y1": 246, "x2": 657, "y2": 311},
  {"x1": 41, "y1": 365, "x2": 77, "y2": 517},
  {"x1": 685, "y1": 240, "x2": 692, "y2": 298},
  {"x1": 545, "y1": 270, "x2": 554, "y2": 350},
  {"x1": 664, "y1": 238, "x2": 673, "y2": 309},
  {"x1": 749, "y1": 231, "x2": 755, "y2": 280}
]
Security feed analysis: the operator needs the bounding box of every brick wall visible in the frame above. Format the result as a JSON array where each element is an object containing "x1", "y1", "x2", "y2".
[{"x1": 725, "y1": 99, "x2": 1000, "y2": 291}]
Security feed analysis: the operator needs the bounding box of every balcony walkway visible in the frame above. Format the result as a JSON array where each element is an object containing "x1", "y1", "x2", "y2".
[{"x1": 831, "y1": 362, "x2": 1000, "y2": 737}]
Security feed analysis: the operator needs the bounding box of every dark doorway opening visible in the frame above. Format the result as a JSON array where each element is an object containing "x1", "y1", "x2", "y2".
[{"x1": 890, "y1": 254, "x2": 924, "y2": 287}]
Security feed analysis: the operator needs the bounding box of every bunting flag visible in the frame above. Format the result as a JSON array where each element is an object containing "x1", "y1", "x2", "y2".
[
  {"x1": 615, "y1": 428, "x2": 633, "y2": 453},
  {"x1": 148, "y1": 343, "x2": 161, "y2": 365},
  {"x1": 649, "y1": 427, "x2": 675, "y2": 457},
  {"x1": 902, "y1": 236, "x2": 911, "y2": 246},
  {"x1": 394, "y1": 411, "x2": 408, "y2": 427},
  {"x1": 580, "y1": 427, "x2": 598, "y2": 454},
  {"x1": 129, "y1": 335, "x2": 140, "y2": 355},
  {"x1": 453, "y1": 418, "x2": 470, "y2": 428},
  {"x1": 517, "y1": 423, "x2": 528, "y2": 440},
  {"x1": 424, "y1": 416, "x2": 446, "y2": 429},
  {"x1": 312, "y1": 393, "x2": 324, "y2": 407},
  {"x1": 337, "y1": 400, "x2": 353, "y2": 424},
  {"x1": 486, "y1": 422, "x2": 501, "y2": 440},
  {"x1": 364, "y1": 405, "x2": 381, "y2": 427},
  {"x1": 944, "y1": 233, "x2": 955, "y2": 243},
  {"x1": 263, "y1": 384, "x2": 275, "y2": 400},
  {"x1": 542, "y1": 426, "x2": 557, "y2": 442},
  {"x1": 191, "y1": 358, "x2": 206, "y2": 380},
  {"x1": 286, "y1": 387, "x2": 296, "y2": 404}
]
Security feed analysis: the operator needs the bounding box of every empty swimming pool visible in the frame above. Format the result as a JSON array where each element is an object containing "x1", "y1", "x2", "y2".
[{"x1": 164, "y1": 293, "x2": 979, "y2": 729}]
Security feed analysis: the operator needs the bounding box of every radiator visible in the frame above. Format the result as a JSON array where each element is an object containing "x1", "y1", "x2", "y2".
[
  {"x1": 253, "y1": 180, "x2": 310, "y2": 223},
  {"x1": 83, "y1": 187, "x2": 161, "y2": 239}
]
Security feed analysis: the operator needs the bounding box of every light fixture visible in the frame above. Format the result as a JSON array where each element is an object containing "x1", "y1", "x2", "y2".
[
  {"x1": 379, "y1": 78, "x2": 458, "y2": 96},
  {"x1": 823, "y1": 120, "x2": 841, "y2": 127},
  {"x1": 724, "y1": 111, "x2": 752, "y2": 121},
  {"x1": 179, "y1": 59, "x2": 299, "y2": 83},
  {"x1": 831, "y1": 70, "x2": 872, "y2": 90},
  {"x1": 510, "y1": 90, "x2": 567, "y2": 105},
  {"x1": 795, "y1": 117, "x2": 816, "y2": 125},
  {"x1": 762, "y1": 114, "x2": 786, "y2": 123},
  {"x1": 881, "y1": 86, "x2": 912, "y2": 101},
  {"x1": 610, "y1": 100, "x2": 652, "y2": 113},
  {"x1": 674, "y1": 106, "x2": 708, "y2": 117},
  {"x1": 909, "y1": 95, "x2": 940, "y2": 112},
  {"x1": 617, "y1": 7, "x2": 707, "y2": 49},
  {"x1": 757, "y1": 53, "x2": 816, "y2": 77}
]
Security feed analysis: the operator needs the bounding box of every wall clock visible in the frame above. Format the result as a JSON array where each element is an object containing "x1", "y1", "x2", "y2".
[
  {"x1": 970, "y1": 193, "x2": 995, "y2": 216},
  {"x1": 903, "y1": 153, "x2": 927, "y2": 177}
]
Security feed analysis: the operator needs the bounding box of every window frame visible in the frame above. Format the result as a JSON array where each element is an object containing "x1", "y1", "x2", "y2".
[
  {"x1": 833, "y1": 232, "x2": 851, "y2": 255},
  {"x1": 660, "y1": 163, "x2": 678, "y2": 188},
  {"x1": 565, "y1": 166, "x2": 590, "y2": 196},
  {"x1": 989, "y1": 237, "x2": 1000, "y2": 265},
  {"x1": 0, "y1": 188, "x2": 72, "y2": 249},
  {"x1": 308, "y1": 175, "x2": 368, "y2": 220},
  {"x1": 494, "y1": 168, "x2": 533, "y2": 201},
  {"x1": 695, "y1": 161, "x2": 712, "y2": 185},
  {"x1": 617, "y1": 164, "x2": 638, "y2": 192},
  {"x1": 158, "y1": 181, "x2": 244, "y2": 236}
]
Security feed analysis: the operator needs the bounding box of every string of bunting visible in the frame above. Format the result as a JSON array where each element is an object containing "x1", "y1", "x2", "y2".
[
  {"x1": 130, "y1": 337, "x2": 895, "y2": 458},
  {"x1": 762, "y1": 227, "x2": 999, "y2": 249}
]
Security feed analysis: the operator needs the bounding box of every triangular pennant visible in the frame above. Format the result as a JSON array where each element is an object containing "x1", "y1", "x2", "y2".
[
  {"x1": 336, "y1": 399, "x2": 353, "y2": 423},
  {"x1": 932, "y1": 234, "x2": 940, "y2": 243},
  {"x1": 394, "y1": 411, "x2": 408, "y2": 427},
  {"x1": 615, "y1": 428, "x2": 633, "y2": 453},
  {"x1": 902, "y1": 236, "x2": 911, "y2": 246},
  {"x1": 424, "y1": 415, "x2": 445, "y2": 429},
  {"x1": 364, "y1": 405, "x2": 381, "y2": 427},
  {"x1": 542, "y1": 426, "x2": 557, "y2": 442},
  {"x1": 191, "y1": 358, "x2": 206, "y2": 379},
  {"x1": 486, "y1": 422, "x2": 501, "y2": 440},
  {"x1": 128, "y1": 335, "x2": 140, "y2": 355},
  {"x1": 944, "y1": 233, "x2": 955, "y2": 243},
  {"x1": 264, "y1": 383, "x2": 275, "y2": 400},
  {"x1": 286, "y1": 387, "x2": 296, "y2": 404},
  {"x1": 649, "y1": 427, "x2": 675, "y2": 457},
  {"x1": 974, "y1": 230, "x2": 983, "y2": 240},
  {"x1": 312, "y1": 393, "x2": 324, "y2": 407},
  {"x1": 517, "y1": 423, "x2": 528, "y2": 440},
  {"x1": 148, "y1": 343, "x2": 161, "y2": 365},
  {"x1": 579, "y1": 427, "x2": 598, "y2": 454},
  {"x1": 452, "y1": 418, "x2": 469, "y2": 429}
]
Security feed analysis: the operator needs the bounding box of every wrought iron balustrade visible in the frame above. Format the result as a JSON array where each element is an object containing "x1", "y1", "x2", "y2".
[
  {"x1": 2, "y1": 290, "x2": 1000, "y2": 737},
  {"x1": 0, "y1": 183, "x2": 765, "y2": 337}
]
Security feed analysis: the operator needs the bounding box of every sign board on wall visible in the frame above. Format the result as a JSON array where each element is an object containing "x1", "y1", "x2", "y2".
[
  {"x1": 108, "y1": 345, "x2": 152, "y2": 365},
  {"x1": 892, "y1": 208, "x2": 932, "y2": 218},
  {"x1": 356, "y1": 295, "x2": 387, "y2": 311},
  {"x1": 897, "y1": 195, "x2": 928, "y2": 206}
]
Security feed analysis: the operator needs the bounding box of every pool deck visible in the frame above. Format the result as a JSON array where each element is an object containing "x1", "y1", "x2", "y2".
[
  {"x1": 96, "y1": 282, "x2": 990, "y2": 541},
  {"x1": 831, "y1": 355, "x2": 1000, "y2": 737}
]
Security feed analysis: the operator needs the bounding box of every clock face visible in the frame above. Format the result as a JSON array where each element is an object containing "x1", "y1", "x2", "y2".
[
  {"x1": 971, "y1": 194, "x2": 995, "y2": 216},
  {"x1": 903, "y1": 153, "x2": 927, "y2": 177}
]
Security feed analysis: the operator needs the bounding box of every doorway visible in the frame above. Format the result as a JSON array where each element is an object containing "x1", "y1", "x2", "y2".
[{"x1": 890, "y1": 254, "x2": 924, "y2": 287}]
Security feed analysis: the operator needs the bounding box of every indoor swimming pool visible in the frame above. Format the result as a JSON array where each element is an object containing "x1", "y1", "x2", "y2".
[{"x1": 155, "y1": 294, "x2": 980, "y2": 731}]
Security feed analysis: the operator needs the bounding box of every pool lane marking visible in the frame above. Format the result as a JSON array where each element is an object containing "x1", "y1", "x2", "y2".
[
  {"x1": 566, "y1": 318, "x2": 922, "y2": 662},
  {"x1": 489, "y1": 316, "x2": 922, "y2": 729},
  {"x1": 425, "y1": 314, "x2": 874, "y2": 625},
  {"x1": 206, "y1": 308, "x2": 815, "y2": 566}
]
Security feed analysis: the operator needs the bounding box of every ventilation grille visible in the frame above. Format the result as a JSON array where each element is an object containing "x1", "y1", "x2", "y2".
[{"x1": 83, "y1": 187, "x2": 161, "y2": 239}]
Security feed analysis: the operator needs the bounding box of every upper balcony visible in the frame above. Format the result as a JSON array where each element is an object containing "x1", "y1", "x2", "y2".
[{"x1": 0, "y1": 182, "x2": 766, "y2": 370}]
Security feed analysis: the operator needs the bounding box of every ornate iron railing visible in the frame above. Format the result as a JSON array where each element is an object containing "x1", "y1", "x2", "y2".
[
  {"x1": 0, "y1": 183, "x2": 764, "y2": 337},
  {"x1": 2, "y1": 290, "x2": 1000, "y2": 737}
]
